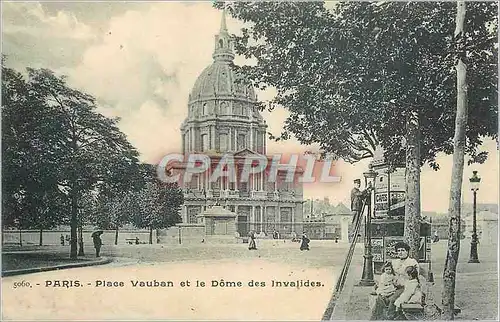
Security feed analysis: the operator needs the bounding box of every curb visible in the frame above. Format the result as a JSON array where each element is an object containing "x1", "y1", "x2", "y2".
[
  {"x1": 2, "y1": 257, "x2": 112, "y2": 277},
  {"x1": 330, "y1": 263, "x2": 363, "y2": 320},
  {"x1": 322, "y1": 247, "x2": 364, "y2": 321}
]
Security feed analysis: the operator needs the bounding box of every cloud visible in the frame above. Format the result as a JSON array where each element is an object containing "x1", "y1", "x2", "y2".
[
  {"x1": 2, "y1": 2, "x2": 96, "y2": 71},
  {"x1": 3, "y1": 2, "x2": 95, "y2": 40}
]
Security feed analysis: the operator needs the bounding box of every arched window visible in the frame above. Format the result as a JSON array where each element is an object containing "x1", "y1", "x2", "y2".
[
  {"x1": 202, "y1": 103, "x2": 207, "y2": 115},
  {"x1": 220, "y1": 134, "x2": 228, "y2": 151},
  {"x1": 202, "y1": 134, "x2": 209, "y2": 151},
  {"x1": 219, "y1": 39, "x2": 224, "y2": 48},
  {"x1": 220, "y1": 102, "x2": 228, "y2": 115},
  {"x1": 237, "y1": 134, "x2": 246, "y2": 150}
]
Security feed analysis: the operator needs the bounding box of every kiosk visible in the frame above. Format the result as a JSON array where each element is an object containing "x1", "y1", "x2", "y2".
[{"x1": 370, "y1": 147, "x2": 431, "y2": 274}]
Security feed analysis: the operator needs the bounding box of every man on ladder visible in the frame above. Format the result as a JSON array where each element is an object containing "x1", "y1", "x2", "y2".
[{"x1": 350, "y1": 179, "x2": 372, "y2": 241}]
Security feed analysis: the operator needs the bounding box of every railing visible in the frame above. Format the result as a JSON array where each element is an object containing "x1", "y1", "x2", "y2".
[
  {"x1": 184, "y1": 189, "x2": 301, "y2": 200},
  {"x1": 322, "y1": 198, "x2": 367, "y2": 320}
]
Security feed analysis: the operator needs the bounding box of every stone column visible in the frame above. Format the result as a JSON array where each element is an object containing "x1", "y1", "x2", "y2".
[
  {"x1": 260, "y1": 206, "x2": 264, "y2": 232},
  {"x1": 263, "y1": 130, "x2": 266, "y2": 154},
  {"x1": 251, "y1": 206, "x2": 255, "y2": 231},
  {"x1": 263, "y1": 205, "x2": 267, "y2": 233},
  {"x1": 182, "y1": 132, "x2": 185, "y2": 155},
  {"x1": 182, "y1": 205, "x2": 188, "y2": 223},
  {"x1": 250, "y1": 124, "x2": 254, "y2": 150},
  {"x1": 191, "y1": 128, "x2": 195, "y2": 151},
  {"x1": 211, "y1": 125, "x2": 216, "y2": 151},
  {"x1": 291, "y1": 206, "x2": 295, "y2": 233},
  {"x1": 341, "y1": 216, "x2": 349, "y2": 242},
  {"x1": 234, "y1": 129, "x2": 238, "y2": 150}
]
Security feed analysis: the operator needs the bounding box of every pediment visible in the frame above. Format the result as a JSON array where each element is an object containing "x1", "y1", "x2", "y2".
[{"x1": 233, "y1": 148, "x2": 265, "y2": 158}]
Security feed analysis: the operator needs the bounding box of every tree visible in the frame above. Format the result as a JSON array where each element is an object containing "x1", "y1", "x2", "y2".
[
  {"x1": 2, "y1": 59, "x2": 65, "y2": 233},
  {"x1": 216, "y1": 1, "x2": 497, "y2": 257},
  {"x1": 25, "y1": 68, "x2": 141, "y2": 259},
  {"x1": 133, "y1": 181, "x2": 184, "y2": 244},
  {"x1": 95, "y1": 191, "x2": 138, "y2": 245},
  {"x1": 442, "y1": 1, "x2": 468, "y2": 319},
  {"x1": 23, "y1": 190, "x2": 67, "y2": 246}
]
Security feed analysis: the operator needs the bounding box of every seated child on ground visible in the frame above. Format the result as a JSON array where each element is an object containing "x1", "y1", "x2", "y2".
[
  {"x1": 394, "y1": 265, "x2": 423, "y2": 308},
  {"x1": 375, "y1": 261, "x2": 398, "y2": 298}
]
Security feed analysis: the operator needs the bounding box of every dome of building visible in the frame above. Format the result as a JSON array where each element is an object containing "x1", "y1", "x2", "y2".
[
  {"x1": 189, "y1": 62, "x2": 257, "y2": 103},
  {"x1": 181, "y1": 10, "x2": 267, "y2": 155}
]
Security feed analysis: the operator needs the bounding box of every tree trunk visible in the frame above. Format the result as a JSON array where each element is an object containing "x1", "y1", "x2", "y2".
[
  {"x1": 442, "y1": 2, "x2": 467, "y2": 319},
  {"x1": 39, "y1": 228, "x2": 43, "y2": 246},
  {"x1": 78, "y1": 225, "x2": 85, "y2": 256},
  {"x1": 404, "y1": 109, "x2": 421, "y2": 259},
  {"x1": 70, "y1": 190, "x2": 78, "y2": 259},
  {"x1": 115, "y1": 227, "x2": 119, "y2": 245},
  {"x1": 149, "y1": 227, "x2": 153, "y2": 244}
]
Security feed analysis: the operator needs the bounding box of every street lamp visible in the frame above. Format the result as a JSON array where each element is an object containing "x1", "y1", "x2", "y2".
[
  {"x1": 359, "y1": 165, "x2": 377, "y2": 286},
  {"x1": 468, "y1": 170, "x2": 481, "y2": 263}
]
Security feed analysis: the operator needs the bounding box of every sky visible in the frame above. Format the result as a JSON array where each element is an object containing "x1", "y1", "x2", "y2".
[{"x1": 2, "y1": 1, "x2": 498, "y2": 213}]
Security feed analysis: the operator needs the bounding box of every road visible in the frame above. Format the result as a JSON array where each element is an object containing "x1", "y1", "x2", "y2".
[{"x1": 2, "y1": 240, "x2": 350, "y2": 320}]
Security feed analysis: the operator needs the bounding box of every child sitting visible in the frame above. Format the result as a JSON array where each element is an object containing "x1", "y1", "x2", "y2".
[
  {"x1": 394, "y1": 265, "x2": 423, "y2": 309},
  {"x1": 370, "y1": 261, "x2": 399, "y2": 320},
  {"x1": 376, "y1": 261, "x2": 398, "y2": 298}
]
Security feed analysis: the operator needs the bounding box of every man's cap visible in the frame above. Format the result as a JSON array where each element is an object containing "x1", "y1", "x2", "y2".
[{"x1": 354, "y1": 179, "x2": 361, "y2": 184}]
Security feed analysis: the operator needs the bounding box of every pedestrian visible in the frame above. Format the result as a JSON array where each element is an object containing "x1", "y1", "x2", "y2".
[
  {"x1": 248, "y1": 231, "x2": 257, "y2": 250},
  {"x1": 432, "y1": 231, "x2": 439, "y2": 243},
  {"x1": 60, "y1": 234, "x2": 65, "y2": 246},
  {"x1": 300, "y1": 232, "x2": 310, "y2": 251},
  {"x1": 92, "y1": 231, "x2": 103, "y2": 257}
]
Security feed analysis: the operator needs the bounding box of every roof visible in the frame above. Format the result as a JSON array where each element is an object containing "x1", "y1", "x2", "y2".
[
  {"x1": 465, "y1": 210, "x2": 498, "y2": 221},
  {"x1": 189, "y1": 62, "x2": 257, "y2": 103},
  {"x1": 334, "y1": 202, "x2": 351, "y2": 215}
]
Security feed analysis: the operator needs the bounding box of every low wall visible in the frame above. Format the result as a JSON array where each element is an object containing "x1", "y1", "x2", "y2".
[
  {"x1": 2, "y1": 229, "x2": 157, "y2": 246},
  {"x1": 158, "y1": 225, "x2": 206, "y2": 245}
]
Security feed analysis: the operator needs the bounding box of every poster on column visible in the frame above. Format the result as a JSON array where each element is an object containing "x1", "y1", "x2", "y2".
[{"x1": 2, "y1": 1, "x2": 498, "y2": 321}]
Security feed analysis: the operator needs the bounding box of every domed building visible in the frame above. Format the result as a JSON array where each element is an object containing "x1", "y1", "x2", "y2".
[
  {"x1": 181, "y1": 11, "x2": 266, "y2": 155},
  {"x1": 167, "y1": 12, "x2": 304, "y2": 243}
]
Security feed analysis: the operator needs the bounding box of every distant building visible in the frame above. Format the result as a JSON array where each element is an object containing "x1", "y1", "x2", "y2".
[
  {"x1": 303, "y1": 202, "x2": 351, "y2": 241},
  {"x1": 464, "y1": 211, "x2": 498, "y2": 245}
]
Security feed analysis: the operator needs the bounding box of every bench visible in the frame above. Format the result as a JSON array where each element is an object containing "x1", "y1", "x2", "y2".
[
  {"x1": 3, "y1": 242, "x2": 21, "y2": 247},
  {"x1": 401, "y1": 303, "x2": 424, "y2": 320},
  {"x1": 125, "y1": 238, "x2": 139, "y2": 245},
  {"x1": 401, "y1": 303, "x2": 460, "y2": 320}
]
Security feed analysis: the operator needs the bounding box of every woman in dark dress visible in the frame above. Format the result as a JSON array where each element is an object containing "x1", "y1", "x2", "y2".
[
  {"x1": 248, "y1": 231, "x2": 257, "y2": 250},
  {"x1": 300, "y1": 233, "x2": 310, "y2": 251}
]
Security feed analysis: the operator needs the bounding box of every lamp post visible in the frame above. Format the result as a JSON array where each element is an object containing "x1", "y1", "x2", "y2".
[
  {"x1": 359, "y1": 165, "x2": 377, "y2": 286},
  {"x1": 468, "y1": 170, "x2": 481, "y2": 263}
]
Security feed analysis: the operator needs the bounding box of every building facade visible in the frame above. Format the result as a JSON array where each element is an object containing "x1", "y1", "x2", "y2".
[{"x1": 171, "y1": 12, "x2": 304, "y2": 239}]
